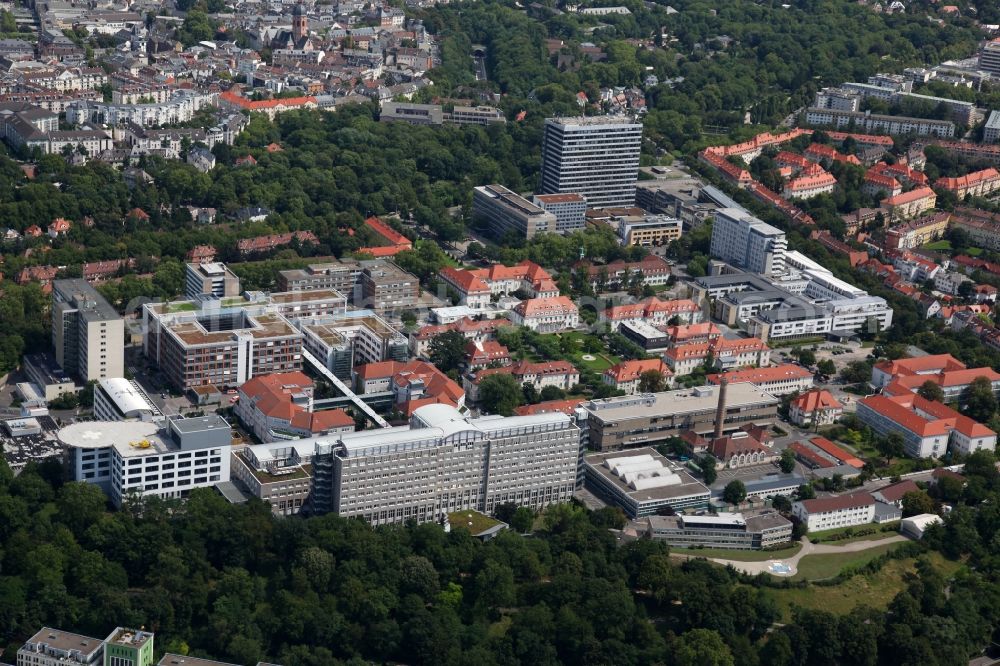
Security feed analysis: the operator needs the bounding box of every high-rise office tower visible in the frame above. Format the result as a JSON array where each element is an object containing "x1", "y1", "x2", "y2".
[
  {"x1": 540, "y1": 116, "x2": 643, "y2": 208},
  {"x1": 710, "y1": 208, "x2": 788, "y2": 277}
]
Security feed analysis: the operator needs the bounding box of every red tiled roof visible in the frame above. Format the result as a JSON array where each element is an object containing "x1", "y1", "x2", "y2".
[
  {"x1": 882, "y1": 186, "x2": 936, "y2": 207},
  {"x1": 934, "y1": 168, "x2": 1000, "y2": 193},
  {"x1": 826, "y1": 131, "x2": 894, "y2": 147},
  {"x1": 365, "y1": 216, "x2": 411, "y2": 248},
  {"x1": 785, "y1": 171, "x2": 837, "y2": 193},
  {"x1": 186, "y1": 244, "x2": 217, "y2": 260},
  {"x1": 790, "y1": 441, "x2": 835, "y2": 468},
  {"x1": 791, "y1": 389, "x2": 843, "y2": 413},
  {"x1": 861, "y1": 393, "x2": 994, "y2": 438},
  {"x1": 663, "y1": 336, "x2": 768, "y2": 361},
  {"x1": 874, "y1": 354, "x2": 966, "y2": 377},
  {"x1": 220, "y1": 90, "x2": 317, "y2": 110},
  {"x1": 664, "y1": 322, "x2": 722, "y2": 342},
  {"x1": 809, "y1": 436, "x2": 863, "y2": 468},
  {"x1": 513, "y1": 295, "x2": 577, "y2": 318},
  {"x1": 290, "y1": 408, "x2": 353, "y2": 432},
  {"x1": 237, "y1": 231, "x2": 318, "y2": 252},
  {"x1": 439, "y1": 266, "x2": 490, "y2": 294},
  {"x1": 603, "y1": 358, "x2": 672, "y2": 383},
  {"x1": 708, "y1": 363, "x2": 811, "y2": 385},
  {"x1": 514, "y1": 398, "x2": 584, "y2": 416},
  {"x1": 354, "y1": 360, "x2": 403, "y2": 380},
  {"x1": 472, "y1": 360, "x2": 578, "y2": 384}
]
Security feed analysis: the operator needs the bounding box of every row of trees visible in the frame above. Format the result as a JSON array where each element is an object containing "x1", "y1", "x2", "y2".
[{"x1": 7, "y1": 447, "x2": 1000, "y2": 665}]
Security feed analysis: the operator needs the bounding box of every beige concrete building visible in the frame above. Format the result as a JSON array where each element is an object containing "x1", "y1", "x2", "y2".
[
  {"x1": 51, "y1": 279, "x2": 124, "y2": 382},
  {"x1": 581, "y1": 384, "x2": 780, "y2": 451},
  {"x1": 184, "y1": 262, "x2": 241, "y2": 299},
  {"x1": 358, "y1": 261, "x2": 420, "y2": 313},
  {"x1": 473, "y1": 184, "x2": 558, "y2": 239},
  {"x1": 142, "y1": 290, "x2": 346, "y2": 390}
]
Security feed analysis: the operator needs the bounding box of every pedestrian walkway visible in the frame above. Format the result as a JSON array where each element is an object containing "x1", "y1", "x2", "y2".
[{"x1": 712, "y1": 534, "x2": 908, "y2": 577}]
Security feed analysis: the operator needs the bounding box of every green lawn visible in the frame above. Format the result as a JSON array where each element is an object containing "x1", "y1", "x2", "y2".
[
  {"x1": 791, "y1": 542, "x2": 902, "y2": 581},
  {"x1": 166, "y1": 302, "x2": 198, "y2": 313},
  {"x1": 574, "y1": 352, "x2": 619, "y2": 372},
  {"x1": 967, "y1": 247, "x2": 983, "y2": 257},
  {"x1": 556, "y1": 332, "x2": 621, "y2": 372},
  {"x1": 767, "y1": 552, "x2": 964, "y2": 621},
  {"x1": 922, "y1": 240, "x2": 952, "y2": 252},
  {"x1": 448, "y1": 510, "x2": 503, "y2": 535},
  {"x1": 808, "y1": 524, "x2": 900, "y2": 545},
  {"x1": 674, "y1": 542, "x2": 803, "y2": 562}
]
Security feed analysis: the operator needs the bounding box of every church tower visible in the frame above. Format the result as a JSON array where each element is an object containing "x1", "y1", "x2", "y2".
[{"x1": 292, "y1": 2, "x2": 308, "y2": 43}]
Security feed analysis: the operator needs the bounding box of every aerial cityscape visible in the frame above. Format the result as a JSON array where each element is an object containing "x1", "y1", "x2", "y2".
[{"x1": 5, "y1": 0, "x2": 1000, "y2": 663}]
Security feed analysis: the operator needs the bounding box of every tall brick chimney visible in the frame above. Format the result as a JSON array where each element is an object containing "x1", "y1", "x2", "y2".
[{"x1": 713, "y1": 377, "x2": 728, "y2": 440}]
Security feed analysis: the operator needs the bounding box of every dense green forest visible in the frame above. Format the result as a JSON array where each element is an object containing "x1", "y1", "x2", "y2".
[{"x1": 3, "y1": 452, "x2": 1000, "y2": 665}]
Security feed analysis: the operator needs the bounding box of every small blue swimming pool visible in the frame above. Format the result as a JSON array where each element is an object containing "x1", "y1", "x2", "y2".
[{"x1": 768, "y1": 562, "x2": 792, "y2": 574}]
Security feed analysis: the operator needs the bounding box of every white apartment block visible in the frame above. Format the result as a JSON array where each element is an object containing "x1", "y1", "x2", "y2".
[
  {"x1": 66, "y1": 91, "x2": 218, "y2": 127},
  {"x1": 985, "y1": 110, "x2": 1000, "y2": 143},
  {"x1": 540, "y1": 115, "x2": 643, "y2": 207},
  {"x1": 710, "y1": 208, "x2": 787, "y2": 277},
  {"x1": 792, "y1": 493, "x2": 876, "y2": 532},
  {"x1": 805, "y1": 108, "x2": 955, "y2": 138},
  {"x1": 814, "y1": 87, "x2": 861, "y2": 112},
  {"x1": 17, "y1": 628, "x2": 105, "y2": 666},
  {"x1": 311, "y1": 404, "x2": 581, "y2": 525}
]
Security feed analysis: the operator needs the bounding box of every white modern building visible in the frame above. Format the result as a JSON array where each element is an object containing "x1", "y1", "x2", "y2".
[
  {"x1": 16, "y1": 627, "x2": 106, "y2": 666},
  {"x1": 310, "y1": 403, "x2": 581, "y2": 525},
  {"x1": 540, "y1": 115, "x2": 643, "y2": 207},
  {"x1": 93, "y1": 378, "x2": 160, "y2": 421},
  {"x1": 61, "y1": 415, "x2": 231, "y2": 506},
  {"x1": 710, "y1": 208, "x2": 787, "y2": 277},
  {"x1": 645, "y1": 512, "x2": 792, "y2": 549},
  {"x1": 792, "y1": 492, "x2": 876, "y2": 532}
]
